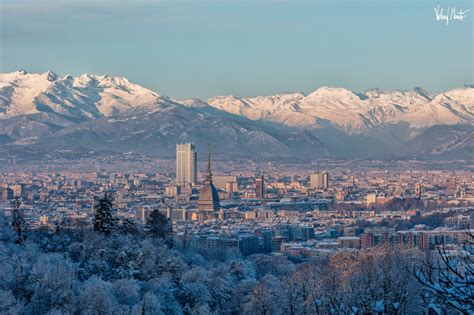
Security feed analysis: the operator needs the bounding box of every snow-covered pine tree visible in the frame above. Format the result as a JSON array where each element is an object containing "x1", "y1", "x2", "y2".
[
  {"x1": 93, "y1": 192, "x2": 115, "y2": 235},
  {"x1": 121, "y1": 218, "x2": 138, "y2": 235},
  {"x1": 11, "y1": 197, "x2": 25, "y2": 243},
  {"x1": 146, "y1": 209, "x2": 173, "y2": 247}
]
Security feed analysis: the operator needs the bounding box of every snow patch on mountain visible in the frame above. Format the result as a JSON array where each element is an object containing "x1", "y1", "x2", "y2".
[
  {"x1": 207, "y1": 86, "x2": 473, "y2": 134},
  {"x1": 0, "y1": 70, "x2": 473, "y2": 158}
]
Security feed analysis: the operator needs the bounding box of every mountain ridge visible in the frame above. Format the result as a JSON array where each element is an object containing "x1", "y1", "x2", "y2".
[{"x1": 0, "y1": 70, "x2": 472, "y2": 159}]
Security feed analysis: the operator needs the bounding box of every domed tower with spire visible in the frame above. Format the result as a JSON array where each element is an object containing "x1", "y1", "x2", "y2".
[{"x1": 197, "y1": 145, "x2": 221, "y2": 218}]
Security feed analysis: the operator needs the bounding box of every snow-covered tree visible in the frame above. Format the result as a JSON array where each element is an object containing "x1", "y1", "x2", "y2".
[
  {"x1": 179, "y1": 267, "x2": 212, "y2": 310},
  {"x1": 120, "y1": 218, "x2": 139, "y2": 235},
  {"x1": 282, "y1": 263, "x2": 320, "y2": 314},
  {"x1": 11, "y1": 198, "x2": 25, "y2": 243},
  {"x1": 0, "y1": 205, "x2": 15, "y2": 242},
  {"x1": 79, "y1": 276, "x2": 118, "y2": 314},
  {"x1": 146, "y1": 209, "x2": 173, "y2": 247},
  {"x1": 143, "y1": 274, "x2": 183, "y2": 315},
  {"x1": 313, "y1": 246, "x2": 421, "y2": 314},
  {"x1": 93, "y1": 193, "x2": 115, "y2": 235},
  {"x1": 0, "y1": 289, "x2": 21, "y2": 314},
  {"x1": 415, "y1": 231, "x2": 474, "y2": 314},
  {"x1": 0, "y1": 206, "x2": 443, "y2": 315},
  {"x1": 28, "y1": 254, "x2": 76, "y2": 314},
  {"x1": 113, "y1": 279, "x2": 139, "y2": 306},
  {"x1": 244, "y1": 275, "x2": 282, "y2": 315},
  {"x1": 141, "y1": 292, "x2": 165, "y2": 315},
  {"x1": 249, "y1": 253, "x2": 295, "y2": 280}
]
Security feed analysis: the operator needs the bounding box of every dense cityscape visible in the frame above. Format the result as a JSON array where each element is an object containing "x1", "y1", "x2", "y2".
[
  {"x1": 1, "y1": 0, "x2": 473, "y2": 313},
  {"x1": 1, "y1": 143, "x2": 473, "y2": 256},
  {"x1": 1, "y1": 143, "x2": 473, "y2": 314}
]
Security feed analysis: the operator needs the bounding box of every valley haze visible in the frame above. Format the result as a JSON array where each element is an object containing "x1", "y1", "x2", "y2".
[{"x1": 0, "y1": 70, "x2": 473, "y2": 160}]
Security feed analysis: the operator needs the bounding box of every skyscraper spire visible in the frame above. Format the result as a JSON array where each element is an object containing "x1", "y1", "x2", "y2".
[
  {"x1": 198, "y1": 143, "x2": 221, "y2": 217},
  {"x1": 205, "y1": 144, "x2": 212, "y2": 183}
]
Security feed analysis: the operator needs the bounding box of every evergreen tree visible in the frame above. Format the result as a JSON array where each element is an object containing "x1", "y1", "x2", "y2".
[
  {"x1": 11, "y1": 197, "x2": 25, "y2": 243},
  {"x1": 93, "y1": 193, "x2": 115, "y2": 235},
  {"x1": 146, "y1": 209, "x2": 173, "y2": 247},
  {"x1": 121, "y1": 218, "x2": 138, "y2": 235}
]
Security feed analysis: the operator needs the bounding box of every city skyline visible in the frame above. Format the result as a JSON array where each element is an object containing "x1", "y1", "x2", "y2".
[
  {"x1": 1, "y1": 143, "x2": 472, "y2": 314},
  {"x1": 0, "y1": 1, "x2": 473, "y2": 313}
]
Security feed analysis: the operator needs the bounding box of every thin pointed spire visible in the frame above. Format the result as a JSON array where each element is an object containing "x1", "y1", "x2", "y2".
[
  {"x1": 198, "y1": 143, "x2": 220, "y2": 215},
  {"x1": 207, "y1": 144, "x2": 211, "y2": 173},
  {"x1": 205, "y1": 144, "x2": 212, "y2": 182}
]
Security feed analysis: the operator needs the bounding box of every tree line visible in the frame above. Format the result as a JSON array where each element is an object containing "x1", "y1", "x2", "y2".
[{"x1": 1, "y1": 194, "x2": 472, "y2": 314}]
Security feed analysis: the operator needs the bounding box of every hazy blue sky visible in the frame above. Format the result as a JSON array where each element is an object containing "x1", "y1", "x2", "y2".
[{"x1": 1, "y1": 0, "x2": 472, "y2": 99}]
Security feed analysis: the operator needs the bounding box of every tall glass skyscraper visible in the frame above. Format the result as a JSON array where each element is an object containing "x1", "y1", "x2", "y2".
[{"x1": 176, "y1": 143, "x2": 197, "y2": 185}]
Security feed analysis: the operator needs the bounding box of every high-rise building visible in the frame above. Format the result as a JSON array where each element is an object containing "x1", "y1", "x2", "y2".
[
  {"x1": 255, "y1": 175, "x2": 264, "y2": 199},
  {"x1": 446, "y1": 177, "x2": 457, "y2": 193},
  {"x1": 0, "y1": 188, "x2": 14, "y2": 202},
  {"x1": 310, "y1": 172, "x2": 328, "y2": 190},
  {"x1": 415, "y1": 183, "x2": 422, "y2": 199},
  {"x1": 176, "y1": 143, "x2": 197, "y2": 186},
  {"x1": 197, "y1": 145, "x2": 221, "y2": 215}
]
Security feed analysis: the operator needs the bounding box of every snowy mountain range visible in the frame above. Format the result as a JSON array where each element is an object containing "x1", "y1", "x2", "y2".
[
  {"x1": 207, "y1": 86, "x2": 473, "y2": 133},
  {"x1": 0, "y1": 70, "x2": 472, "y2": 159}
]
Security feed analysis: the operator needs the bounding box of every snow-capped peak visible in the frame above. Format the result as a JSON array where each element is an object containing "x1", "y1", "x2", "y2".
[
  {"x1": 43, "y1": 70, "x2": 58, "y2": 81},
  {"x1": 0, "y1": 70, "x2": 472, "y2": 135},
  {"x1": 175, "y1": 98, "x2": 210, "y2": 108},
  {"x1": 0, "y1": 70, "x2": 169, "y2": 119},
  {"x1": 205, "y1": 85, "x2": 473, "y2": 134},
  {"x1": 413, "y1": 87, "x2": 432, "y2": 101}
]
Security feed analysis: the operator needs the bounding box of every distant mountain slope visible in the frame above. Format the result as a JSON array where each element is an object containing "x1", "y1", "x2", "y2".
[
  {"x1": 207, "y1": 86, "x2": 473, "y2": 134},
  {"x1": 0, "y1": 71, "x2": 328, "y2": 158},
  {"x1": 35, "y1": 103, "x2": 328, "y2": 157},
  {"x1": 0, "y1": 70, "x2": 167, "y2": 119},
  {"x1": 0, "y1": 70, "x2": 472, "y2": 159},
  {"x1": 429, "y1": 129, "x2": 474, "y2": 158},
  {"x1": 401, "y1": 125, "x2": 473, "y2": 157}
]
